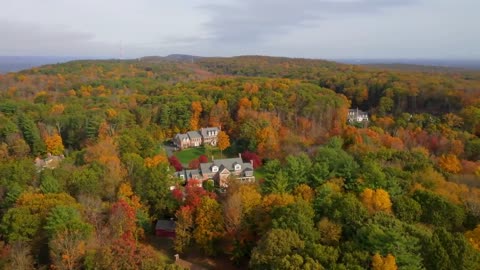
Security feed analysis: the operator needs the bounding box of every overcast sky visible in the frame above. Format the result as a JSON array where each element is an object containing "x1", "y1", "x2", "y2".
[{"x1": 1, "y1": 0, "x2": 478, "y2": 59}]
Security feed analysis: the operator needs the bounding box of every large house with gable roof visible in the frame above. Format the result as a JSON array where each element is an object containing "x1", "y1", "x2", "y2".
[
  {"x1": 174, "y1": 154, "x2": 255, "y2": 188},
  {"x1": 348, "y1": 108, "x2": 369, "y2": 123},
  {"x1": 174, "y1": 127, "x2": 220, "y2": 149}
]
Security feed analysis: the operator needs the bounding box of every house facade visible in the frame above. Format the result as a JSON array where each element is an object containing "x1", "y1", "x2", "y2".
[
  {"x1": 174, "y1": 127, "x2": 220, "y2": 149},
  {"x1": 174, "y1": 155, "x2": 255, "y2": 188},
  {"x1": 348, "y1": 108, "x2": 369, "y2": 123}
]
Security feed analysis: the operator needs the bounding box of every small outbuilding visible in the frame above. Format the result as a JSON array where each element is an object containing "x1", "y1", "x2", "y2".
[{"x1": 155, "y1": 219, "x2": 176, "y2": 238}]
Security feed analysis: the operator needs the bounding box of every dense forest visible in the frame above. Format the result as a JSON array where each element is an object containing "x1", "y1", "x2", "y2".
[{"x1": 1, "y1": 56, "x2": 480, "y2": 269}]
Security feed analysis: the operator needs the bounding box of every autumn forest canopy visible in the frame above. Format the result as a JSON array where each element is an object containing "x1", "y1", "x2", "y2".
[{"x1": 2, "y1": 55, "x2": 480, "y2": 269}]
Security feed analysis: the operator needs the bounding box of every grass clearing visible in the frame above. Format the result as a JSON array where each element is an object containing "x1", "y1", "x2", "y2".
[
  {"x1": 254, "y1": 166, "x2": 267, "y2": 180},
  {"x1": 173, "y1": 146, "x2": 228, "y2": 164}
]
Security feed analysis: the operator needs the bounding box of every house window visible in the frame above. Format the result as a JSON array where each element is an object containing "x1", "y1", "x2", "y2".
[
  {"x1": 235, "y1": 164, "x2": 241, "y2": 171},
  {"x1": 212, "y1": 166, "x2": 219, "y2": 173}
]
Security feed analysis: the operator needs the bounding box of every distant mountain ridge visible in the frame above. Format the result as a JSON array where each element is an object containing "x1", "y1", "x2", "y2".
[
  {"x1": 2, "y1": 54, "x2": 480, "y2": 74},
  {"x1": 336, "y1": 59, "x2": 480, "y2": 71},
  {"x1": 0, "y1": 56, "x2": 81, "y2": 74},
  {"x1": 139, "y1": 54, "x2": 202, "y2": 63}
]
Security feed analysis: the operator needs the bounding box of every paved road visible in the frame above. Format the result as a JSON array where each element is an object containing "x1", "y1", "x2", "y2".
[{"x1": 163, "y1": 144, "x2": 177, "y2": 157}]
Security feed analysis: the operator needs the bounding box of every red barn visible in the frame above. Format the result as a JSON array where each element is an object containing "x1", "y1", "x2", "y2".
[{"x1": 155, "y1": 220, "x2": 176, "y2": 238}]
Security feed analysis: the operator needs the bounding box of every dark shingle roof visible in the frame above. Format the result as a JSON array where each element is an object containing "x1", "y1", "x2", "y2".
[
  {"x1": 200, "y1": 127, "x2": 219, "y2": 137},
  {"x1": 200, "y1": 157, "x2": 253, "y2": 175},
  {"x1": 175, "y1": 133, "x2": 189, "y2": 141},
  {"x1": 155, "y1": 220, "x2": 175, "y2": 231},
  {"x1": 187, "y1": 131, "x2": 202, "y2": 139}
]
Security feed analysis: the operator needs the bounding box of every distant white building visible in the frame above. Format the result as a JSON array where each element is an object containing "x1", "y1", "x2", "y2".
[
  {"x1": 34, "y1": 153, "x2": 64, "y2": 172},
  {"x1": 348, "y1": 108, "x2": 369, "y2": 123}
]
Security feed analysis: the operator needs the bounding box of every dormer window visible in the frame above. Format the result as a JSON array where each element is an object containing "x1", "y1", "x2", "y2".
[
  {"x1": 212, "y1": 165, "x2": 219, "y2": 173},
  {"x1": 235, "y1": 164, "x2": 241, "y2": 171}
]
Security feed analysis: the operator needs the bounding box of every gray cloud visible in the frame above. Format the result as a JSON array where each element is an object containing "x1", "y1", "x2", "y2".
[
  {"x1": 0, "y1": 0, "x2": 478, "y2": 59},
  {"x1": 201, "y1": 0, "x2": 418, "y2": 43},
  {"x1": 0, "y1": 20, "x2": 117, "y2": 56}
]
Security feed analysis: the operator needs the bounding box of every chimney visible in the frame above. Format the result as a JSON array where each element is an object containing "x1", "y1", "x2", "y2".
[
  {"x1": 174, "y1": 254, "x2": 179, "y2": 262},
  {"x1": 238, "y1": 153, "x2": 242, "y2": 159},
  {"x1": 250, "y1": 160, "x2": 254, "y2": 167}
]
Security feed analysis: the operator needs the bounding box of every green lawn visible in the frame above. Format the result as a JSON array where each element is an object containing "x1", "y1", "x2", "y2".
[
  {"x1": 174, "y1": 147, "x2": 208, "y2": 163},
  {"x1": 254, "y1": 166, "x2": 267, "y2": 180},
  {"x1": 174, "y1": 146, "x2": 228, "y2": 164}
]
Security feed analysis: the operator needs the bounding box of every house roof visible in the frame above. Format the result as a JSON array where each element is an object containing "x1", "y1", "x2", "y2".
[
  {"x1": 200, "y1": 157, "x2": 254, "y2": 176},
  {"x1": 348, "y1": 108, "x2": 368, "y2": 115},
  {"x1": 200, "y1": 127, "x2": 219, "y2": 137},
  {"x1": 175, "y1": 169, "x2": 201, "y2": 179},
  {"x1": 175, "y1": 133, "x2": 189, "y2": 141},
  {"x1": 155, "y1": 220, "x2": 175, "y2": 232},
  {"x1": 187, "y1": 131, "x2": 202, "y2": 139}
]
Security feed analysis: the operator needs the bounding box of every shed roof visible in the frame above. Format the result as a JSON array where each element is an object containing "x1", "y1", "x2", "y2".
[{"x1": 155, "y1": 220, "x2": 175, "y2": 232}]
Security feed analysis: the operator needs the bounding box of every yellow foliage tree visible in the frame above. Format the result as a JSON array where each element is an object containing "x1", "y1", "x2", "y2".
[
  {"x1": 372, "y1": 253, "x2": 398, "y2": 270},
  {"x1": 144, "y1": 154, "x2": 168, "y2": 168},
  {"x1": 465, "y1": 225, "x2": 480, "y2": 251},
  {"x1": 44, "y1": 134, "x2": 64, "y2": 155},
  {"x1": 106, "y1": 108, "x2": 118, "y2": 119},
  {"x1": 317, "y1": 218, "x2": 342, "y2": 245},
  {"x1": 217, "y1": 131, "x2": 230, "y2": 157},
  {"x1": 193, "y1": 197, "x2": 225, "y2": 255},
  {"x1": 360, "y1": 188, "x2": 392, "y2": 214},
  {"x1": 293, "y1": 184, "x2": 315, "y2": 203},
  {"x1": 85, "y1": 137, "x2": 126, "y2": 199},
  {"x1": 262, "y1": 193, "x2": 295, "y2": 212},
  {"x1": 118, "y1": 183, "x2": 134, "y2": 198},
  {"x1": 438, "y1": 154, "x2": 462, "y2": 174},
  {"x1": 50, "y1": 104, "x2": 65, "y2": 115},
  {"x1": 238, "y1": 185, "x2": 262, "y2": 214}
]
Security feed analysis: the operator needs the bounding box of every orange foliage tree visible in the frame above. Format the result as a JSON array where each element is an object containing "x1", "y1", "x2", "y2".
[
  {"x1": 372, "y1": 253, "x2": 398, "y2": 270},
  {"x1": 189, "y1": 101, "x2": 203, "y2": 130},
  {"x1": 144, "y1": 154, "x2": 168, "y2": 168},
  {"x1": 44, "y1": 133, "x2": 64, "y2": 155},
  {"x1": 256, "y1": 126, "x2": 280, "y2": 159},
  {"x1": 438, "y1": 154, "x2": 462, "y2": 174},
  {"x1": 217, "y1": 131, "x2": 230, "y2": 157}
]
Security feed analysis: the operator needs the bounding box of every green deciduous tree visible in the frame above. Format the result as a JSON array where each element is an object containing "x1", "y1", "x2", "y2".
[
  {"x1": 413, "y1": 190, "x2": 466, "y2": 230},
  {"x1": 422, "y1": 228, "x2": 480, "y2": 270}
]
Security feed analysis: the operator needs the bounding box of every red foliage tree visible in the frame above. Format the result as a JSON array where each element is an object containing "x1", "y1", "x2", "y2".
[
  {"x1": 198, "y1": 155, "x2": 209, "y2": 163},
  {"x1": 241, "y1": 151, "x2": 262, "y2": 169},
  {"x1": 184, "y1": 179, "x2": 216, "y2": 208},
  {"x1": 168, "y1": 156, "x2": 183, "y2": 171},
  {"x1": 189, "y1": 159, "x2": 200, "y2": 169},
  {"x1": 172, "y1": 185, "x2": 184, "y2": 202},
  {"x1": 110, "y1": 199, "x2": 136, "y2": 240}
]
